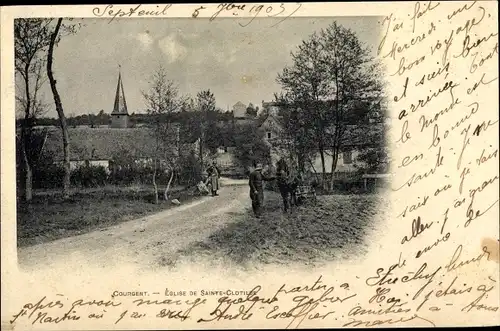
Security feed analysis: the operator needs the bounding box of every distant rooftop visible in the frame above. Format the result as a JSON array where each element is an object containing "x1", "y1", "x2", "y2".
[{"x1": 25, "y1": 127, "x2": 197, "y2": 162}]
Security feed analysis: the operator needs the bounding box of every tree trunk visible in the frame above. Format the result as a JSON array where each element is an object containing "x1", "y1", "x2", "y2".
[
  {"x1": 329, "y1": 121, "x2": 343, "y2": 191},
  {"x1": 308, "y1": 158, "x2": 317, "y2": 174},
  {"x1": 22, "y1": 142, "x2": 33, "y2": 202},
  {"x1": 21, "y1": 63, "x2": 33, "y2": 202},
  {"x1": 199, "y1": 127, "x2": 204, "y2": 168},
  {"x1": 329, "y1": 148, "x2": 340, "y2": 191},
  {"x1": 164, "y1": 169, "x2": 174, "y2": 201},
  {"x1": 152, "y1": 159, "x2": 159, "y2": 204},
  {"x1": 199, "y1": 143, "x2": 203, "y2": 168},
  {"x1": 297, "y1": 150, "x2": 305, "y2": 173},
  {"x1": 319, "y1": 149, "x2": 327, "y2": 190},
  {"x1": 298, "y1": 156, "x2": 305, "y2": 174},
  {"x1": 47, "y1": 18, "x2": 71, "y2": 199}
]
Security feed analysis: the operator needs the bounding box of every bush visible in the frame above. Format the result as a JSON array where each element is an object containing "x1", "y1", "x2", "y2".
[
  {"x1": 26, "y1": 152, "x2": 65, "y2": 189},
  {"x1": 110, "y1": 166, "x2": 152, "y2": 185},
  {"x1": 330, "y1": 178, "x2": 366, "y2": 194},
  {"x1": 177, "y1": 152, "x2": 202, "y2": 186},
  {"x1": 356, "y1": 147, "x2": 390, "y2": 173},
  {"x1": 33, "y1": 163, "x2": 65, "y2": 189},
  {"x1": 232, "y1": 124, "x2": 271, "y2": 171},
  {"x1": 71, "y1": 165, "x2": 108, "y2": 188}
]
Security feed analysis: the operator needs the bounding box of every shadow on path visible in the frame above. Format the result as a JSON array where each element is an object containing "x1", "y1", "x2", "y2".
[{"x1": 175, "y1": 192, "x2": 389, "y2": 267}]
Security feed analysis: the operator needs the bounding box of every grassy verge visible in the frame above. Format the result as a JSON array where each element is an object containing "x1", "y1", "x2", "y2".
[
  {"x1": 17, "y1": 185, "x2": 201, "y2": 247},
  {"x1": 178, "y1": 191, "x2": 388, "y2": 267}
]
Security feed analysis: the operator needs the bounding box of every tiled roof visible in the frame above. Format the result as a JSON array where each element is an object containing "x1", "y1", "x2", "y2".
[
  {"x1": 37, "y1": 127, "x2": 195, "y2": 161},
  {"x1": 233, "y1": 101, "x2": 246, "y2": 108}
]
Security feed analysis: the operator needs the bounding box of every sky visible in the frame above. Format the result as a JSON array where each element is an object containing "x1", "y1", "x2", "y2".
[{"x1": 34, "y1": 16, "x2": 382, "y2": 117}]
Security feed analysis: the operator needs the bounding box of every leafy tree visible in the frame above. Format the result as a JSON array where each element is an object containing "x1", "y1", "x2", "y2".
[
  {"x1": 196, "y1": 89, "x2": 217, "y2": 166},
  {"x1": 245, "y1": 103, "x2": 257, "y2": 117},
  {"x1": 232, "y1": 123, "x2": 271, "y2": 173},
  {"x1": 257, "y1": 105, "x2": 270, "y2": 123},
  {"x1": 319, "y1": 22, "x2": 384, "y2": 189},
  {"x1": 276, "y1": 21, "x2": 384, "y2": 190},
  {"x1": 179, "y1": 90, "x2": 227, "y2": 168},
  {"x1": 274, "y1": 99, "x2": 316, "y2": 173},
  {"x1": 277, "y1": 31, "x2": 332, "y2": 188},
  {"x1": 355, "y1": 121, "x2": 389, "y2": 173}
]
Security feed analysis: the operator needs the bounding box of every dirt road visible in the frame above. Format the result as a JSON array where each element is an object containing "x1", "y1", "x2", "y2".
[{"x1": 17, "y1": 179, "x2": 250, "y2": 271}]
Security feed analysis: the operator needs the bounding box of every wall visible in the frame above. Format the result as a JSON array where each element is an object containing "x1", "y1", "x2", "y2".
[
  {"x1": 110, "y1": 114, "x2": 129, "y2": 128},
  {"x1": 215, "y1": 152, "x2": 237, "y2": 167},
  {"x1": 232, "y1": 103, "x2": 247, "y2": 118},
  {"x1": 69, "y1": 160, "x2": 110, "y2": 173},
  {"x1": 309, "y1": 150, "x2": 363, "y2": 174}
]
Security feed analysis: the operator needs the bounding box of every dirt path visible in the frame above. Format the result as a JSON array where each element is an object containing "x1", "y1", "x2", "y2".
[{"x1": 17, "y1": 180, "x2": 250, "y2": 271}]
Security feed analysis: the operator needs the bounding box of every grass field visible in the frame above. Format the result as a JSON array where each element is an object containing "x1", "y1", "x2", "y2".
[
  {"x1": 17, "y1": 185, "x2": 199, "y2": 247},
  {"x1": 176, "y1": 191, "x2": 389, "y2": 267}
]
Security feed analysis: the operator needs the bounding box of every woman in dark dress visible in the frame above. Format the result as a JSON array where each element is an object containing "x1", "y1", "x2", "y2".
[{"x1": 206, "y1": 161, "x2": 221, "y2": 196}]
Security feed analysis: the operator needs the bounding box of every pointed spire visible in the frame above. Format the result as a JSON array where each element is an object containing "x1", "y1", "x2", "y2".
[{"x1": 112, "y1": 65, "x2": 128, "y2": 115}]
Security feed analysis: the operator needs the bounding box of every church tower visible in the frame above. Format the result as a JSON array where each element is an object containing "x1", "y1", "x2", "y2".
[{"x1": 110, "y1": 66, "x2": 129, "y2": 128}]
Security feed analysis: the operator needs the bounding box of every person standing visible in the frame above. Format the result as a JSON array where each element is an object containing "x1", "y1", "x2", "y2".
[
  {"x1": 206, "y1": 161, "x2": 221, "y2": 196},
  {"x1": 249, "y1": 162, "x2": 274, "y2": 218}
]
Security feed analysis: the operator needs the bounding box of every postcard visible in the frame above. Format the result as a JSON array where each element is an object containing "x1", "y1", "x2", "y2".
[{"x1": 1, "y1": 2, "x2": 499, "y2": 329}]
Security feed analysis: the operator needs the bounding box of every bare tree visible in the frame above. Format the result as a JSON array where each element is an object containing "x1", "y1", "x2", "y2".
[
  {"x1": 46, "y1": 18, "x2": 74, "y2": 199},
  {"x1": 142, "y1": 65, "x2": 184, "y2": 204},
  {"x1": 14, "y1": 18, "x2": 53, "y2": 202}
]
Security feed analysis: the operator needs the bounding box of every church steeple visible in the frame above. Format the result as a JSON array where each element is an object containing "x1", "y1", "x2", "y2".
[
  {"x1": 112, "y1": 65, "x2": 128, "y2": 115},
  {"x1": 110, "y1": 65, "x2": 129, "y2": 128}
]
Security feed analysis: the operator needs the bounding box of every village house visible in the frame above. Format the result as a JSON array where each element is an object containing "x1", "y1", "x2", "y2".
[
  {"x1": 39, "y1": 125, "x2": 199, "y2": 172},
  {"x1": 243, "y1": 100, "x2": 389, "y2": 176},
  {"x1": 185, "y1": 96, "x2": 391, "y2": 179},
  {"x1": 231, "y1": 101, "x2": 247, "y2": 118},
  {"x1": 261, "y1": 100, "x2": 280, "y2": 117},
  {"x1": 230, "y1": 101, "x2": 257, "y2": 126}
]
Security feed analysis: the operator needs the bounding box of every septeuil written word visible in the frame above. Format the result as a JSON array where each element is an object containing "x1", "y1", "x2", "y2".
[
  {"x1": 1, "y1": 1, "x2": 499, "y2": 330},
  {"x1": 92, "y1": 3, "x2": 302, "y2": 26}
]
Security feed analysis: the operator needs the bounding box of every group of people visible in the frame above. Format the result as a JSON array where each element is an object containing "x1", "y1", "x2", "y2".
[
  {"x1": 203, "y1": 158, "x2": 304, "y2": 218},
  {"x1": 249, "y1": 159, "x2": 302, "y2": 218}
]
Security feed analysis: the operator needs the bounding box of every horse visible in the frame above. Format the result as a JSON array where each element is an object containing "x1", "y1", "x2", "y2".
[{"x1": 276, "y1": 158, "x2": 299, "y2": 213}]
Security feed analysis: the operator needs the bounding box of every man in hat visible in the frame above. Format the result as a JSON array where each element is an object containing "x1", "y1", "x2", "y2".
[{"x1": 248, "y1": 161, "x2": 274, "y2": 218}]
